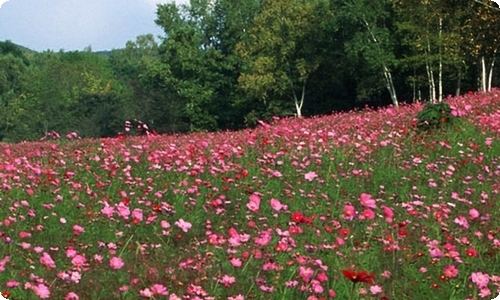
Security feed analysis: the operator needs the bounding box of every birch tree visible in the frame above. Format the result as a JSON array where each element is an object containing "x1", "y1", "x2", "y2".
[
  {"x1": 338, "y1": 0, "x2": 399, "y2": 106},
  {"x1": 236, "y1": 0, "x2": 329, "y2": 118}
]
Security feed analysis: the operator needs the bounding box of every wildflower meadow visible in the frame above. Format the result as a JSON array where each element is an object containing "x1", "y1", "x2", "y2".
[{"x1": 1, "y1": 90, "x2": 500, "y2": 299}]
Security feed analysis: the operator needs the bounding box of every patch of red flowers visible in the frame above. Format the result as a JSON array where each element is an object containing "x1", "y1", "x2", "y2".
[
  {"x1": 342, "y1": 269, "x2": 375, "y2": 285},
  {"x1": 291, "y1": 211, "x2": 312, "y2": 224}
]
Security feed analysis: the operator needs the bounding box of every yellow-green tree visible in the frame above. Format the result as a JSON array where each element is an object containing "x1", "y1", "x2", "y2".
[{"x1": 237, "y1": 0, "x2": 330, "y2": 118}]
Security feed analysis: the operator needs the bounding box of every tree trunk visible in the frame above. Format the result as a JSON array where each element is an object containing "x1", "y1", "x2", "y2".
[
  {"x1": 480, "y1": 56, "x2": 487, "y2": 92},
  {"x1": 293, "y1": 82, "x2": 305, "y2": 118},
  {"x1": 426, "y1": 58, "x2": 436, "y2": 102},
  {"x1": 382, "y1": 64, "x2": 399, "y2": 107},
  {"x1": 438, "y1": 18, "x2": 443, "y2": 102},
  {"x1": 456, "y1": 69, "x2": 462, "y2": 96},
  {"x1": 488, "y1": 51, "x2": 496, "y2": 92}
]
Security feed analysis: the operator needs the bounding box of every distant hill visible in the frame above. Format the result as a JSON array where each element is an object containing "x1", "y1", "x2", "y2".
[{"x1": 1, "y1": 40, "x2": 122, "y2": 56}]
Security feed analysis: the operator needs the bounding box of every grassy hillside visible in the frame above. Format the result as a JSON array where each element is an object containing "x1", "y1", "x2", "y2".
[{"x1": 0, "y1": 90, "x2": 499, "y2": 299}]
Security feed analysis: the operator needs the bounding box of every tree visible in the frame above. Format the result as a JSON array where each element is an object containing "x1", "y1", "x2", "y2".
[
  {"x1": 236, "y1": 0, "x2": 330, "y2": 118},
  {"x1": 337, "y1": 0, "x2": 399, "y2": 106}
]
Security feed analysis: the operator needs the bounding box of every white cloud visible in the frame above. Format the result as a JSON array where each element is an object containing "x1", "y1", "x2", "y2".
[{"x1": 0, "y1": 0, "x2": 9, "y2": 9}]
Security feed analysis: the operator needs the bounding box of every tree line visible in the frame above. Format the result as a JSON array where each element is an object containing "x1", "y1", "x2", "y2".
[{"x1": 1, "y1": 0, "x2": 499, "y2": 142}]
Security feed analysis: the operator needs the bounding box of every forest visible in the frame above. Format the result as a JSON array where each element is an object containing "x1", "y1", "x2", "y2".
[{"x1": 0, "y1": 0, "x2": 499, "y2": 142}]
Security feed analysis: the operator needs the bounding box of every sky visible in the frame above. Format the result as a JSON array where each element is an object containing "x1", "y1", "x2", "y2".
[{"x1": 0, "y1": 0, "x2": 189, "y2": 52}]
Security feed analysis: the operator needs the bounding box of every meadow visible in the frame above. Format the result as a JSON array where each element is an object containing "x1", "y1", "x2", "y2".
[{"x1": 1, "y1": 90, "x2": 500, "y2": 299}]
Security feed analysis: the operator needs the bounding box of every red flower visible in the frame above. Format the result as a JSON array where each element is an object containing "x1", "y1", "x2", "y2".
[
  {"x1": 121, "y1": 198, "x2": 130, "y2": 206},
  {"x1": 152, "y1": 204, "x2": 161, "y2": 212},
  {"x1": 291, "y1": 211, "x2": 305, "y2": 223},
  {"x1": 342, "y1": 269, "x2": 375, "y2": 285}
]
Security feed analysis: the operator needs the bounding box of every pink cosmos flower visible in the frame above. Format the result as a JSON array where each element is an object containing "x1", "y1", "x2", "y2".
[
  {"x1": 220, "y1": 275, "x2": 236, "y2": 287},
  {"x1": 444, "y1": 265, "x2": 459, "y2": 278},
  {"x1": 72, "y1": 225, "x2": 85, "y2": 236},
  {"x1": 270, "y1": 198, "x2": 283, "y2": 211},
  {"x1": 131, "y1": 209, "x2": 143, "y2": 222},
  {"x1": 469, "y1": 208, "x2": 480, "y2": 220},
  {"x1": 304, "y1": 171, "x2": 318, "y2": 181},
  {"x1": 40, "y1": 252, "x2": 56, "y2": 269},
  {"x1": 109, "y1": 257, "x2": 124, "y2": 270},
  {"x1": 479, "y1": 287, "x2": 491, "y2": 298},
  {"x1": 246, "y1": 193, "x2": 261, "y2": 213},
  {"x1": 230, "y1": 257, "x2": 242, "y2": 267},
  {"x1": 66, "y1": 247, "x2": 77, "y2": 258},
  {"x1": 0, "y1": 256, "x2": 10, "y2": 271},
  {"x1": 360, "y1": 209, "x2": 375, "y2": 220},
  {"x1": 381, "y1": 205, "x2": 393, "y2": 223},
  {"x1": 32, "y1": 283, "x2": 50, "y2": 298},
  {"x1": 65, "y1": 292, "x2": 79, "y2": 300},
  {"x1": 454, "y1": 216, "x2": 469, "y2": 229},
  {"x1": 6, "y1": 280, "x2": 19, "y2": 287},
  {"x1": 101, "y1": 204, "x2": 114, "y2": 218},
  {"x1": 150, "y1": 284, "x2": 168, "y2": 295},
  {"x1": 471, "y1": 272, "x2": 489, "y2": 289},
  {"x1": 116, "y1": 203, "x2": 130, "y2": 219},
  {"x1": 359, "y1": 193, "x2": 376, "y2": 209},
  {"x1": 71, "y1": 254, "x2": 86, "y2": 269},
  {"x1": 370, "y1": 285, "x2": 382, "y2": 295},
  {"x1": 175, "y1": 219, "x2": 192, "y2": 233},
  {"x1": 343, "y1": 204, "x2": 356, "y2": 220},
  {"x1": 140, "y1": 288, "x2": 153, "y2": 297}
]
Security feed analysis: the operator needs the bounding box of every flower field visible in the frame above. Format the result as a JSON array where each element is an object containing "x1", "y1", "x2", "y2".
[{"x1": 1, "y1": 90, "x2": 500, "y2": 299}]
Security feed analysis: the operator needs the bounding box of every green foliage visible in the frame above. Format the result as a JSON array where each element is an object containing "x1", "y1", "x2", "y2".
[{"x1": 416, "y1": 101, "x2": 456, "y2": 131}]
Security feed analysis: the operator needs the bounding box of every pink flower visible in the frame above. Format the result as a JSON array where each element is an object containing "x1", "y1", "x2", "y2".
[
  {"x1": 304, "y1": 171, "x2": 318, "y2": 181},
  {"x1": 343, "y1": 204, "x2": 356, "y2": 220},
  {"x1": 72, "y1": 224, "x2": 85, "y2": 236},
  {"x1": 454, "y1": 216, "x2": 469, "y2": 229},
  {"x1": 101, "y1": 204, "x2": 114, "y2": 218},
  {"x1": 381, "y1": 205, "x2": 393, "y2": 223},
  {"x1": 175, "y1": 219, "x2": 192, "y2": 233},
  {"x1": 109, "y1": 257, "x2": 124, "y2": 270},
  {"x1": 40, "y1": 252, "x2": 56, "y2": 269},
  {"x1": 359, "y1": 193, "x2": 376, "y2": 209},
  {"x1": 246, "y1": 193, "x2": 261, "y2": 213},
  {"x1": 66, "y1": 247, "x2": 77, "y2": 258},
  {"x1": 32, "y1": 283, "x2": 51, "y2": 298},
  {"x1": 65, "y1": 292, "x2": 79, "y2": 300},
  {"x1": 0, "y1": 256, "x2": 10, "y2": 271},
  {"x1": 132, "y1": 209, "x2": 143, "y2": 222},
  {"x1": 6, "y1": 280, "x2": 19, "y2": 287},
  {"x1": 360, "y1": 209, "x2": 375, "y2": 220},
  {"x1": 444, "y1": 265, "x2": 459, "y2": 278},
  {"x1": 471, "y1": 272, "x2": 489, "y2": 289},
  {"x1": 479, "y1": 287, "x2": 491, "y2": 298},
  {"x1": 370, "y1": 285, "x2": 382, "y2": 295},
  {"x1": 150, "y1": 284, "x2": 168, "y2": 295},
  {"x1": 220, "y1": 275, "x2": 236, "y2": 287},
  {"x1": 269, "y1": 198, "x2": 283, "y2": 211},
  {"x1": 140, "y1": 288, "x2": 153, "y2": 297},
  {"x1": 469, "y1": 208, "x2": 480, "y2": 220},
  {"x1": 71, "y1": 254, "x2": 86, "y2": 269},
  {"x1": 230, "y1": 257, "x2": 242, "y2": 267}
]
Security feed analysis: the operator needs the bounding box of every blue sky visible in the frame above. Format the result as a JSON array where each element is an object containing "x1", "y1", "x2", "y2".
[{"x1": 0, "y1": 0, "x2": 189, "y2": 52}]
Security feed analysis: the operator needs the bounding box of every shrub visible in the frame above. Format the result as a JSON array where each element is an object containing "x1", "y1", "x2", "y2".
[{"x1": 416, "y1": 102, "x2": 456, "y2": 131}]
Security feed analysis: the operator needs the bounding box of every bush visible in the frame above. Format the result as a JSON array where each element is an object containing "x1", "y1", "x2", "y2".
[{"x1": 416, "y1": 102, "x2": 456, "y2": 131}]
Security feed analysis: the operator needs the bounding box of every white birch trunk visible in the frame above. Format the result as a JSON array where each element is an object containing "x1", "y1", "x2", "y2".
[
  {"x1": 382, "y1": 64, "x2": 399, "y2": 107},
  {"x1": 293, "y1": 83, "x2": 305, "y2": 118},
  {"x1": 488, "y1": 52, "x2": 496, "y2": 91},
  {"x1": 438, "y1": 18, "x2": 443, "y2": 103},
  {"x1": 481, "y1": 56, "x2": 487, "y2": 92},
  {"x1": 426, "y1": 58, "x2": 436, "y2": 103},
  {"x1": 362, "y1": 18, "x2": 399, "y2": 107}
]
